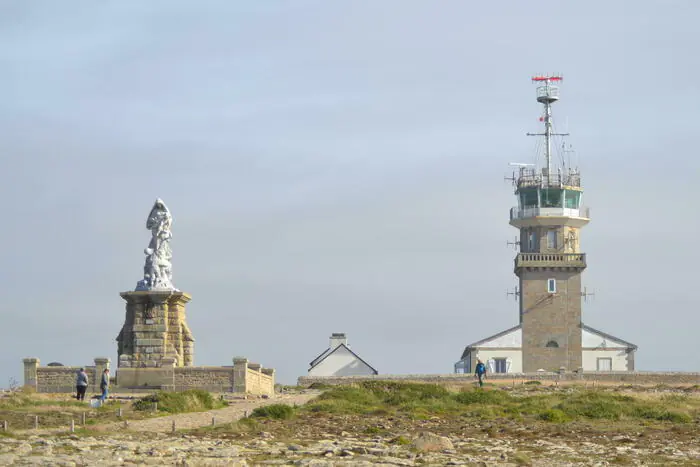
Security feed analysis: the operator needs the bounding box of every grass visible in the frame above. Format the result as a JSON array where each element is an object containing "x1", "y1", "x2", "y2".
[
  {"x1": 303, "y1": 381, "x2": 699, "y2": 424},
  {"x1": 133, "y1": 389, "x2": 227, "y2": 414},
  {"x1": 250, "y1": 404, "x2": 295, "y2": 420},
  {"x1": 0, "y1": 389, "x2": 229, "y2": 430}
]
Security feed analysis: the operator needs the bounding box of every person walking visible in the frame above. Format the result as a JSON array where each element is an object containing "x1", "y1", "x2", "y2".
[
  {"x1": 75, "y1": 368, "x2": 88, "y2": 401},
  {"x1": 474, "y1": 359, "x2": 487, "y2": 388},
  {"x1": 99, "y1": 369, "x2": 110, "y2": 402}
]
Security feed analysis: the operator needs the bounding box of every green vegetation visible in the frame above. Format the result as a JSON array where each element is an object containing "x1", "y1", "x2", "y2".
[
  {"x1": 303, "y1": 381, "x2": 698, "y2": 424},
  {"x1": 250, "y1": 404, "x2": 296, "y2": 420},
  {"x1": 133, "y1": 389, "x2": 226, "y2": 414}
]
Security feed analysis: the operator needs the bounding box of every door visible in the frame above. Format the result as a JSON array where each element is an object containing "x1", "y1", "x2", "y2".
[{"x1": 597, "y1": 357, "x2": 612, "y2": 371}]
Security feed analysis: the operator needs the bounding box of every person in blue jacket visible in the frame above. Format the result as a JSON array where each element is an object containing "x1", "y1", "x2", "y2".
[
  {"x1": 100, "y1": 369, "x2": 110, "y2": 402},
  {"x1": 474, "y1": 359, "x2": 487, "y2": 387}
]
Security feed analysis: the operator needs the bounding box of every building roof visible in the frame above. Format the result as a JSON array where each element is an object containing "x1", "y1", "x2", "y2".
[
  {"x1": 459, "y1": 322, "x2": 637, "y2": 359},
  {"x1": 459, "y1": 324, "x2": 522, "y2": 359},
  {"x1": 308, "y1": 343, "x2": 378, "y2": 374},
  {"x1": 581, "y1": 324, "x2": 638, "y2": 350}
]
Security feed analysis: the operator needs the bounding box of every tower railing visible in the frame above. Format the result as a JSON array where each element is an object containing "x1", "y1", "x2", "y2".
[
  {"x1": 516, "y1": 168, "x2": 581, "y2": 188},
  {"x1": 515, "y1": 253, "x2": 587, "y2": 269},
  {"x1": 510, "y1": 206, "x2": 590, "y2": 221}
]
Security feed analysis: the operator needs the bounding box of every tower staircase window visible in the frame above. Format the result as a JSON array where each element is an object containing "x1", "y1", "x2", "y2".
[{"x1": 547, "y1": 278, "x2": 556, "y2": 293}]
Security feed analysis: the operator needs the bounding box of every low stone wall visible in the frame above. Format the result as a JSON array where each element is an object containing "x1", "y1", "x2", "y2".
[
  {"x1": 24, "y1": 358, "x2": 111, "y2": 394},
  {"x1": 173, "y1": 366, "x2": 235, "y2": 392},
  {"x1": 24, "y1": 356, "x2": 275, "y2": 395},
  {"x1": 298, "y1": 371, "x2": 700, "y2": 387}
]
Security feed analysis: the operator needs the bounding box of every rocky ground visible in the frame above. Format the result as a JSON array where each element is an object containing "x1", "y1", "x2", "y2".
[
  {"x1": 0, "y1": 386, "x2": 698, "y2": 466},
  {"x1": 1, "y1": 414, "x2": 698, "y2": 466}
]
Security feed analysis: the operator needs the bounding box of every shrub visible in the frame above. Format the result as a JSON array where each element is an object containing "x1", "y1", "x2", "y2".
[
  {"x1": 251, "y1": 404, "x2": 295, "y2": 420},
  {"x1": 538, "y1": 409, "x2": 569, "y2": 423},
  {"x1": 133, "y1": 390, "x2": 223, "y2": 413},
  {"x1": 524, "y1": 381, "x2": 542, "y2": 386}
]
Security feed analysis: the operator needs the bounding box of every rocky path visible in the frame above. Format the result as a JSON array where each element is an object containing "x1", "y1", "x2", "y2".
[{"x1": 96, "y1": 391, "x2": 321, "y2": 433}]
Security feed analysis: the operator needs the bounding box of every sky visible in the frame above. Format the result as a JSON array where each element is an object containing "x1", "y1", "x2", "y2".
[{"x1": 1, "y1": 1, "x2": 699, "y2": 386}]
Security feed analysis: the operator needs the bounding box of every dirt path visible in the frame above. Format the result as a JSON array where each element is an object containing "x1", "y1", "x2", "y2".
[{"x1": 94, "y1": 391, "x2": 320, "y2": 433}]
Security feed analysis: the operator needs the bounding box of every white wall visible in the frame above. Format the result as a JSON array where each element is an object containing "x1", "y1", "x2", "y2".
[
  {"x1": 474, "y1": 350, "x2": 522, "y2": 373},
  {"x1": 480, "y1": 328, "x2": 521, "y2": 348},
  {"x1": 582, "y1": 349, "x2": 630, "y2": 371},
  {"x1": 582, "y1": 328, "x2": 629, "y2": 349},
  {"x1": 308, "y1": 346, "x2": 376, "y2": 377}
]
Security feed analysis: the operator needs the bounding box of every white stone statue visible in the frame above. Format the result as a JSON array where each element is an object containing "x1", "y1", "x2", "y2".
[{"x1": 136, "y1": 199, "x2": 178, "y2": 291}]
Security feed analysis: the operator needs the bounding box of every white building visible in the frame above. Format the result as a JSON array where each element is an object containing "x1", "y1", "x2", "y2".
[
  {"x1": 454, "y1": 324, "x2": 637, "y2": 374},
  {"x1": 308, "y1": 333, "x2": 378, "y2": 377}
]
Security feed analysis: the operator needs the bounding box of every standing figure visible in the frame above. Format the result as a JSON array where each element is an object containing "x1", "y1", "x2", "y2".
[
  {"x1": 474, "y1": 359, "x2": 487, "y2": 388},
  {"x1": 75, "y1": 368, "x2": 88, "y2": 401},
  {"x1": 136, "y1": 199, "x2": 178, "y2": 291},
  {"x1": 100, "y1": 369, "x2": 110, "y2": 402}
]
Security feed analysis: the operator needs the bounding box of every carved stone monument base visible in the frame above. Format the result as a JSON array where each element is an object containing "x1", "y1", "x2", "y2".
[{"x1": 116, "y1": 291, "x2": 194, "y2": 368}]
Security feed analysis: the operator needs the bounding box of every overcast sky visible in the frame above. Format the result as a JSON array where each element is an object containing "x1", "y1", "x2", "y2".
[{"x1": 1, "y1": 1, "x2": 699, "y2": 386}]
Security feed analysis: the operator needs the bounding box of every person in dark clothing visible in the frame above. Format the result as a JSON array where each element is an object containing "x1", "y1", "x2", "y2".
[
  {"x1": 75, "y1": 368, "x2": 88, "y2": 401},
  {"x1": 474, "y1": 359, "x2": 487, "y2": 387},
  {"x1": 99, "y1": 369, "x2": 110, "y2": 402}
]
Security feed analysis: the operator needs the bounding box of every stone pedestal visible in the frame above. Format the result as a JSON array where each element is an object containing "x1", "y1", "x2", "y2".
[{"x1": 116, "y1": 291, "x2": 194, "y2": 368}]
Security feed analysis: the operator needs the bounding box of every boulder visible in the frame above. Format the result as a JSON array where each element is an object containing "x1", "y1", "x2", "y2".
[{"x1": 411, "y1": 432, "x2": 454, "y2": 452}]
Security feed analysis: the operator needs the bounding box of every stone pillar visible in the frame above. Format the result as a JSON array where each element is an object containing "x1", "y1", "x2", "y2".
[
  {"x1": 116, "y1": 291, "x2": 194, "y2": 368},
  {"x1": 23, "y1": 358, "x2": 39, "y2": 391},
  {"x1": 160, "y1": 357, "x2": 177, "y2": 391},
  {"x1": 93, "y1": 358, "x2": 111, "y2": 393},
  {"x1": 233, "y1": 357, "x2": 248, "y2": 393},
  {"x1": 262, "y1": 368, "x2": 276, "y2": 396}
]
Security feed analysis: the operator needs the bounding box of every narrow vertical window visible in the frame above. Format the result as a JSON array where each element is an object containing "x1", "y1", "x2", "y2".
[
  {"x1": 547, "y1": 278, "x2": 556, "y2": 293},
  {"x1": 547, "y1": 230, "x2": 557, "y2": 249},
  {"x1": 528, "y1": 231, "x2": 536, "y2": 251}
]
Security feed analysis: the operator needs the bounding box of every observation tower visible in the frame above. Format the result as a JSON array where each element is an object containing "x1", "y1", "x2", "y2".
[
  {"x1": 510, "y1": 75, "x2": 589, "y2": 372},
  {"x1": 454, "y1": 76, "x2": 637, "y2": 375}
]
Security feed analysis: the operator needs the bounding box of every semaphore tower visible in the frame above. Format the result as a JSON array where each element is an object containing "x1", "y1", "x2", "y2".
[
  {"x1": 454, "y1": 75, "x2": 637, "y2": 375},
  {"x1": 509, "y1": 75, "x2": 588, "y2": 372}
]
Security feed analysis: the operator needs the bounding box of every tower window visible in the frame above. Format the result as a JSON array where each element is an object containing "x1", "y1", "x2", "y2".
[
  {"x1": 528, "y1": 231, "x2": 536, "y2": 251},
  {"x1": 547, "y1": 278, "x2": 556, "y2": 293},
  {"x1": 546, "y1": 340, "x2": 559, "y2": 348},
  {"x1": 547, "y1": 230, "x2": 557, "y2": 249}
]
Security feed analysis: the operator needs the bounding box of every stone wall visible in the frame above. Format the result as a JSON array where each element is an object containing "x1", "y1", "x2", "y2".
[
  {"x1": 173, "y1": 367, "x2": 235, "y2": 392},
  {"x1": 298, "y1": 371, "x2": 700, "y2": 387},
  {"x1": 24, "y1": 356, "x2": 275, "y2": 395},
  {"x1": 24, "y1": 358, "x2": 111, "y2": 394}
]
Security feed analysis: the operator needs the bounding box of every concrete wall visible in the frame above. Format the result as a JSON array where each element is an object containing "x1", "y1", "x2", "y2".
[
  {"x1": 24, "y1": 356, "x2": 275, "y2": 396},
  {"x1": 299, "y1": 371, "x2": 700, "y2": 387},
  {"x1": 582, "y1": 349, "x2": 630, "y2": 371},
  {"x1": 308, "y1": 345, "x2": 377, "y2": 377}
]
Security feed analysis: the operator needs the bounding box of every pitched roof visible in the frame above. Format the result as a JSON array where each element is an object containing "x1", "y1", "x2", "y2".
[
  {"x1": 308, "y1": 343, "x2": 378, "y2": 374},
  {"x1": 582, "y1": 323, "x2": 638, "y2": 350},
  {"x1": 460, "y1": 324, "x2": 522, "y2": 359}
]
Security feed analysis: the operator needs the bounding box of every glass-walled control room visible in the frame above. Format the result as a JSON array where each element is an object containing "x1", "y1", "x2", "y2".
[{"x1": 517, "y1": 187, "x2": 582, "y2": 210}]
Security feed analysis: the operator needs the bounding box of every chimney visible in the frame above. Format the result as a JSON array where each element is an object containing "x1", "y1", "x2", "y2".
[{"x1": 329, "y1": 333, "x2": 347, "y2": 349}]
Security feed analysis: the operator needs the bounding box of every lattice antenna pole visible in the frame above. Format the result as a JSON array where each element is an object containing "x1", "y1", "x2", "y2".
[{"x1": 527, "y1": 75, "x2": 569, "y2": 181}]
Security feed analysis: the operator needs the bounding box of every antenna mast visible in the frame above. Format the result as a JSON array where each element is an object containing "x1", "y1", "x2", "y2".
[{"x1": 527, "y1": 75, "x2": 569, "y2": 183}]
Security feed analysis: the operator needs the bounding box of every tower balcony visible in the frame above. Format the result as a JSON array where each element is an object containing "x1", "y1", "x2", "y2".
[
  {"x1": 515, "y1": 252, "x2": 587, "y2": 271},
  {"x1": 510, "y1": 206, "x2": 590, "y2": 228}
]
